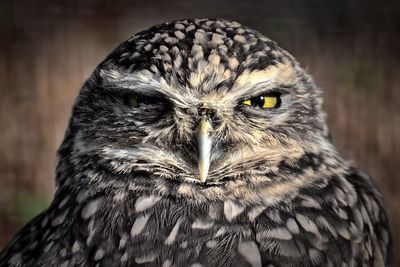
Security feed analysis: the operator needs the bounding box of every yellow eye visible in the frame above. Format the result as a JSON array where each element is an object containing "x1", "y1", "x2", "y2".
[
  {"x1": 242, "y1": 95, "x2": 280, "y2": 109},
  {"x1": 243, "y1": 99, "x2": 252, "y2": 106},
  {"x1": 263, "y1": 96, "x2": 278, "y2": 108}
]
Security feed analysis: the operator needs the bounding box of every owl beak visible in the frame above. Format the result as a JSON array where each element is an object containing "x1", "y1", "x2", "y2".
[{"x1": 196, "y1": 117, "x2": 213, "y2": 183}]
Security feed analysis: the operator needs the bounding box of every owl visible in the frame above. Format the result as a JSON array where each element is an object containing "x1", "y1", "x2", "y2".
[{"x1": 0, "y1": 18, "x2": 392, "y2": 267}]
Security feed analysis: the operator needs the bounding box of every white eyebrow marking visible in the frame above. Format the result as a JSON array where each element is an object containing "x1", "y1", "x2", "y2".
[
  {"x1": 100, "y1": 69, "x2": 163, "y2": 94},
  {"x1": 221, "y1": 62, "x2": 298, "y2": 102},
  {"x1": 99, "y1": 68, "x2": 194, "y2": 108}
]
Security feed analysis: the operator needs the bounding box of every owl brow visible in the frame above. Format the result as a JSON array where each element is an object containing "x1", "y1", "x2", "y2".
[
  {"x1": 237, "y1": 82, "x2": 291, "y2": 101},
  {"x1": 99, "y1": 71, "x2": 196, "y2": 107},
  {"x1": 101, "y1": 78, "x2": 170, "y2": 98},
  {"x1": 104, "y1": 85, "x2": 168, "y2": 98}
]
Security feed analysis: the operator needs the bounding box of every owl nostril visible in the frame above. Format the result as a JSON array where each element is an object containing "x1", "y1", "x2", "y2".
[
  {"x1": 198, "y1": 107, "x2": 220, "y2": 128},
  {"x1": 210, "y1": 116, "x2": 222, "y2": 128}
]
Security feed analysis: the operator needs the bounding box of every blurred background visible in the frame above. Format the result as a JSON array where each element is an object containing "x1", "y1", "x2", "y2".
[{"x1": 1, "y1": 0, "x2": 399, "y2": 263}]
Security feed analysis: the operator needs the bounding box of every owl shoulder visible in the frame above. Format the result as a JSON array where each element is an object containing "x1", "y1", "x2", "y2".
[{"x1": 345, "y1": 167, "x2": 392, "y2": 265}]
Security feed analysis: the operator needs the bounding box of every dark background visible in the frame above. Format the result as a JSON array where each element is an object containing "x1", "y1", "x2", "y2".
[{"x1": 1, "y1": 0, "x2": 399, "y2": 264}]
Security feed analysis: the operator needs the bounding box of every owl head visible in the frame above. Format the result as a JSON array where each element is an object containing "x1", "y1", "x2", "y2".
[{"x1": 58, "y1": 19, "x2": 334, "y2": 202}]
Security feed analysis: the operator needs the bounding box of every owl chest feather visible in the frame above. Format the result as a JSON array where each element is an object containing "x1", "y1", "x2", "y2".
[{"x1": 1, "y1": 171, "x2": 390, "y2": 267}]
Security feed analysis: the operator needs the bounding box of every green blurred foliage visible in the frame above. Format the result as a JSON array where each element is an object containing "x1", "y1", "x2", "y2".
[{"x1": 3, "y1": 192, "x2": 49, "y2": 225}]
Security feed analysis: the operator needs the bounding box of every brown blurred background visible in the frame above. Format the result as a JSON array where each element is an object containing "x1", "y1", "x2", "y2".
[{"x1": 1, "y1": 0, "x2": 399, "y2": 264}]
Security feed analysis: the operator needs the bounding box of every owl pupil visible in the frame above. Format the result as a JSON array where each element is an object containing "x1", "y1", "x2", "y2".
[{"x1": 251, "y1": 96, "x2": 265, "y2": 107}]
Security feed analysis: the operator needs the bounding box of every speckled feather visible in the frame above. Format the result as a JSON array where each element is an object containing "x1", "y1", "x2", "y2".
[{"x1": 0, "y1": 18, "x2": 391, "y2": 267}]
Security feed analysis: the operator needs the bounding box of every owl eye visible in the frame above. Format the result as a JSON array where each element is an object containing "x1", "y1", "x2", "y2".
[
  {"x1": 124, "y1": 94, "x2": 139, "y2": 107},
  {"x1": 123, "y1": 94, "x2": 166, "y2": 108},
  {"x1": 242, "y1": 94, "x2": 281, "y2": 109}
]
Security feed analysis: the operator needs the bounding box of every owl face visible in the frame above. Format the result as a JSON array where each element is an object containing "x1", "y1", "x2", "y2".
[{"x1": 63, "y1": 19, "x2": 330, "y2": 201}]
